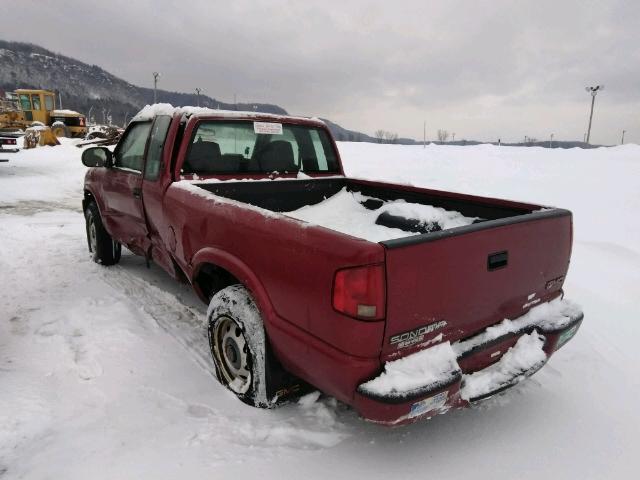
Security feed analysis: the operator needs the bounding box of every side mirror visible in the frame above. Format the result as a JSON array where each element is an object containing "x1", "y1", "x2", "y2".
[{"x1": 82, "y1": 146, "x2": 113, "y2": 168}]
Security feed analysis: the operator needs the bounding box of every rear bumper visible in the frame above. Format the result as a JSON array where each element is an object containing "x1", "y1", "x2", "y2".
[{"x1": 354, "y1": 299, "x2": 583, "y2": 425}]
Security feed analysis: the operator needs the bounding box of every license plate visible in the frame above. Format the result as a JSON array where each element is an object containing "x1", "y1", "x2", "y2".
[{"x1": 409, "y1": 390, "x2": 448, "y2": 418}]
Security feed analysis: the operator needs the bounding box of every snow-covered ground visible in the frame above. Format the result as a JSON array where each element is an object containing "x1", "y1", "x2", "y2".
[{"x1": 1, "y1": 140, "x2": 639, "y2": 479}]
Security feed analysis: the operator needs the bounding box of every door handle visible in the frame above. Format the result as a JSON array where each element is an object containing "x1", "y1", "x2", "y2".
[{"x1": 132, "y1": 187, "x2": 142, "y2": 199}]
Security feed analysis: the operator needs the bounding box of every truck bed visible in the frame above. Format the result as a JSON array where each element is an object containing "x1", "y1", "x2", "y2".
[
  {"x1": 193, "y1": 177, "x2": 572, "y2": 363},
  {"x1": 194, "y1": 177, "x2": 564, "y2": 245}
]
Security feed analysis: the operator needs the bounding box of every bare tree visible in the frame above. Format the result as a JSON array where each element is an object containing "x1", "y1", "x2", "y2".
[
  {"x1": 384, "y1": 131, "x2": 398, "y2": 144},
  {"x1": 437, "y1": 129, "x2": 450, "y2": 142},
  {"x1": 374, "y1": 130, "x2": 386, "y2": 143}
]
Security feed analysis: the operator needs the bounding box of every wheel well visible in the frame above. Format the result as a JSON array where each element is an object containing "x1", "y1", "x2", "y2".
[{"x1": 194, "y1": 263, "x2": 240, "y2": 302}]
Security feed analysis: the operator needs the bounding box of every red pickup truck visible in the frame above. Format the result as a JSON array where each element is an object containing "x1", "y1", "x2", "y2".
[{"x1": 81, "y1": 106, "x2": 583, "y2": 425}]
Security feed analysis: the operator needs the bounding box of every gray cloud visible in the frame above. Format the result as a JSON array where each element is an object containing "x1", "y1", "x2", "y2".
[{"x1": 6, "y1": 0, "x2": 639, "y2": 144}]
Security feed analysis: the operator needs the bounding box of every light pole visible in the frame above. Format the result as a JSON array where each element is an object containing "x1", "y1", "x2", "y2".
[
  {"x1": 585, "y1": 85, "x2": 604, "y2": 144},
  {"x1": 621, "y1": 130, "x2": 626, "y2": 145},
  {"x1": 195, "y1": 88, "x2": 202, "y2": 107},
  {"x1": 452, "y1": 132, "x2": 456, "y2": 143},
  {"x1": 153, "y1": 72, "x2": 161, "y2": 103}
]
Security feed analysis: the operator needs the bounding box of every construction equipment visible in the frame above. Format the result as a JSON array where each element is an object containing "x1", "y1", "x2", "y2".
[{"x1": 1, "y1": 89, "x2": 87, "y2": 138}]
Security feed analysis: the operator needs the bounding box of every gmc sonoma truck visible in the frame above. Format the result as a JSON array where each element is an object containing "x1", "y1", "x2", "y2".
[{"x1": 81, "y1": 105, "x2": 583, "y2": 425}]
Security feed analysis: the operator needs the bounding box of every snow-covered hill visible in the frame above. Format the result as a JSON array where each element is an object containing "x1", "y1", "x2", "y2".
[
  {"x1": 1, "y1": 141, "x2": 638, "y2": 479},
  {"x1": 0, "y1": 40, "x2": 287, "y2": 125}
]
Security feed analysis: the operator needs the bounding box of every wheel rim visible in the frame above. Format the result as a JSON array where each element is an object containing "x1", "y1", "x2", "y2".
[
  {"x1": 88, "y1": 217, "x2": 97, "y2": 253},
  {"x1": 212, "y1": 315, "x2": 252, "y2": 394}
]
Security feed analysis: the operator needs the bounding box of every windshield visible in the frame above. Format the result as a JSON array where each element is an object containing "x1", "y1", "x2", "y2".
[{"x1": 182, "y1": 120, "x2": 340, "y2": 175}]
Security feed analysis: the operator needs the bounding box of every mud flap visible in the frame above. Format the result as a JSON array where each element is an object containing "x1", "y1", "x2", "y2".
[{"x1": 264, "y1": 335, "x2": 313, "y2": 405}]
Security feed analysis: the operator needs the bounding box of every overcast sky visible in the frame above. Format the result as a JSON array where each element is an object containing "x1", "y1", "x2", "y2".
[{"x1": 7, "y1": 0, "x2": 639, "y2": 144}]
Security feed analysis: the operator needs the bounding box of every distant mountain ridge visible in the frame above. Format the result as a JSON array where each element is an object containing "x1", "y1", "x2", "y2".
[
  {"x1": 1, "y1": 40, "x2": 598, "y2": 148},
  {"x1": 0, "y1": 40, "x2": 290, "y2": 122},
  {"x1": 0, "y1": 40, "x2": 391, "y2": 142}
]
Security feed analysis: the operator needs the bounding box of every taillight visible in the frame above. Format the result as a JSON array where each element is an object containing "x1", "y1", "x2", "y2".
[{"x1": 332, "y1": 264, "x2": 385, "y2": 320}]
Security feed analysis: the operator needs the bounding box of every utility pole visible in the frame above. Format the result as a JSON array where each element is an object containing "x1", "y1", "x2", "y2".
[
  {"x1": 621, "y1": 130, "x2": 626, "y2": 145},
  {"x1": 452, "y1": 132, "x2": 456, "y2": 143},
  {"x1": 585, "y1": 85, "x2": 604, "y2": 144},
  {"x1": 195, "y1": 88, "x2": 202, "y2": 107},
  {"x1": 550, "y1": 133, "x2": 554, "y2": 148},
  {"x1": 153, "y1": 72, "x2": 160, "y2": 103}
]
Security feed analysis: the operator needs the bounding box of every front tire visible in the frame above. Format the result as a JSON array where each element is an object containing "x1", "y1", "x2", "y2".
[
  {"x1": 51, "y1": 121, "x2": 70, "y2": 138},
  {"x1": 85, "y1": 202, "x2": 121, "y2": 266}
]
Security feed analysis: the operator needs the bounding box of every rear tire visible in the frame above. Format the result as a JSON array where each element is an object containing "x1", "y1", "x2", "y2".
[
  {"x1": 207, "y1": 285, "x2": 282, "y2": 408},
  {"x1": 85, "y1": 202, "x2": 121, "y2": 266}
]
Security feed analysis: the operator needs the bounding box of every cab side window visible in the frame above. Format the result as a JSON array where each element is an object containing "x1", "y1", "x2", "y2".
[
  {"x1": 144, "y1": 116, "x2": 172, "y2": 181},
  {"x1": 114, "y1": 122, "x2": 152, "y2": 172},
  {"x1": 19, "y1": 94, "x2": 31, "y2": 111},
  {"x1": 31, "y1": 95, "x2": 41, "y2": 111},
  {"x1": 44, "y1": 95, "x2": 54, "y2": 111}
]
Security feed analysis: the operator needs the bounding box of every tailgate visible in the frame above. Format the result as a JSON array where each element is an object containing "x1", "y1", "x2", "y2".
[{"x1": 380, "y1": 209, "x2": 572, "y2": 361}]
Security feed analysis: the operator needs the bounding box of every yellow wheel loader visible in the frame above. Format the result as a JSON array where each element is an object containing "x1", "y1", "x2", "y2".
[{"x1": 0, "y1": 89, "x2": 87, "y2": 139}]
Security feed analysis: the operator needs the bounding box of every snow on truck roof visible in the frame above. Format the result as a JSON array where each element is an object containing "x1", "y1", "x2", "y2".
[{"x1": 132, "y1": 103, "x2": 325, "y2": 125}]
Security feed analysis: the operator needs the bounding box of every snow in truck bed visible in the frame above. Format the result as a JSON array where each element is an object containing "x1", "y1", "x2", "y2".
[{"x1": 285, "y1": 187, "x2": 476, "y2": 243}]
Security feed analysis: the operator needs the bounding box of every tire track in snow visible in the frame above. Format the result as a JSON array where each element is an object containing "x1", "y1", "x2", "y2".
[
  {"x1": 96, "y1": 262, "x2": 354, "y2": 452},
  {"x1": 99, "y1": 266, "x2": 214, "y2": 376}
]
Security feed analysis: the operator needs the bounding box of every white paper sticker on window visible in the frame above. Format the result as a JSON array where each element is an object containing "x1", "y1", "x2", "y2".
[{"x1": 254, "y1": 122, "x2": 283, "y2": 135}]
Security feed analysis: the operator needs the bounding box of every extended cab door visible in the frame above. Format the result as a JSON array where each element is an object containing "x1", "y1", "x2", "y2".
[
  {"x1": 100, "y1": 121, "x2": 152, "y2": 255},
  {"x1": 140, "y1": 115, "x2": 175, "y2": 275}
]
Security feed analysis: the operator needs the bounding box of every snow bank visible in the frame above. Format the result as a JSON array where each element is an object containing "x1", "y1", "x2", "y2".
[
  {"x1": 3, "y1": 139, "x2": 639, "y2": 479},
  {"x1": 286, "y1": 187, "x2": 475, "y2": 242}
]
